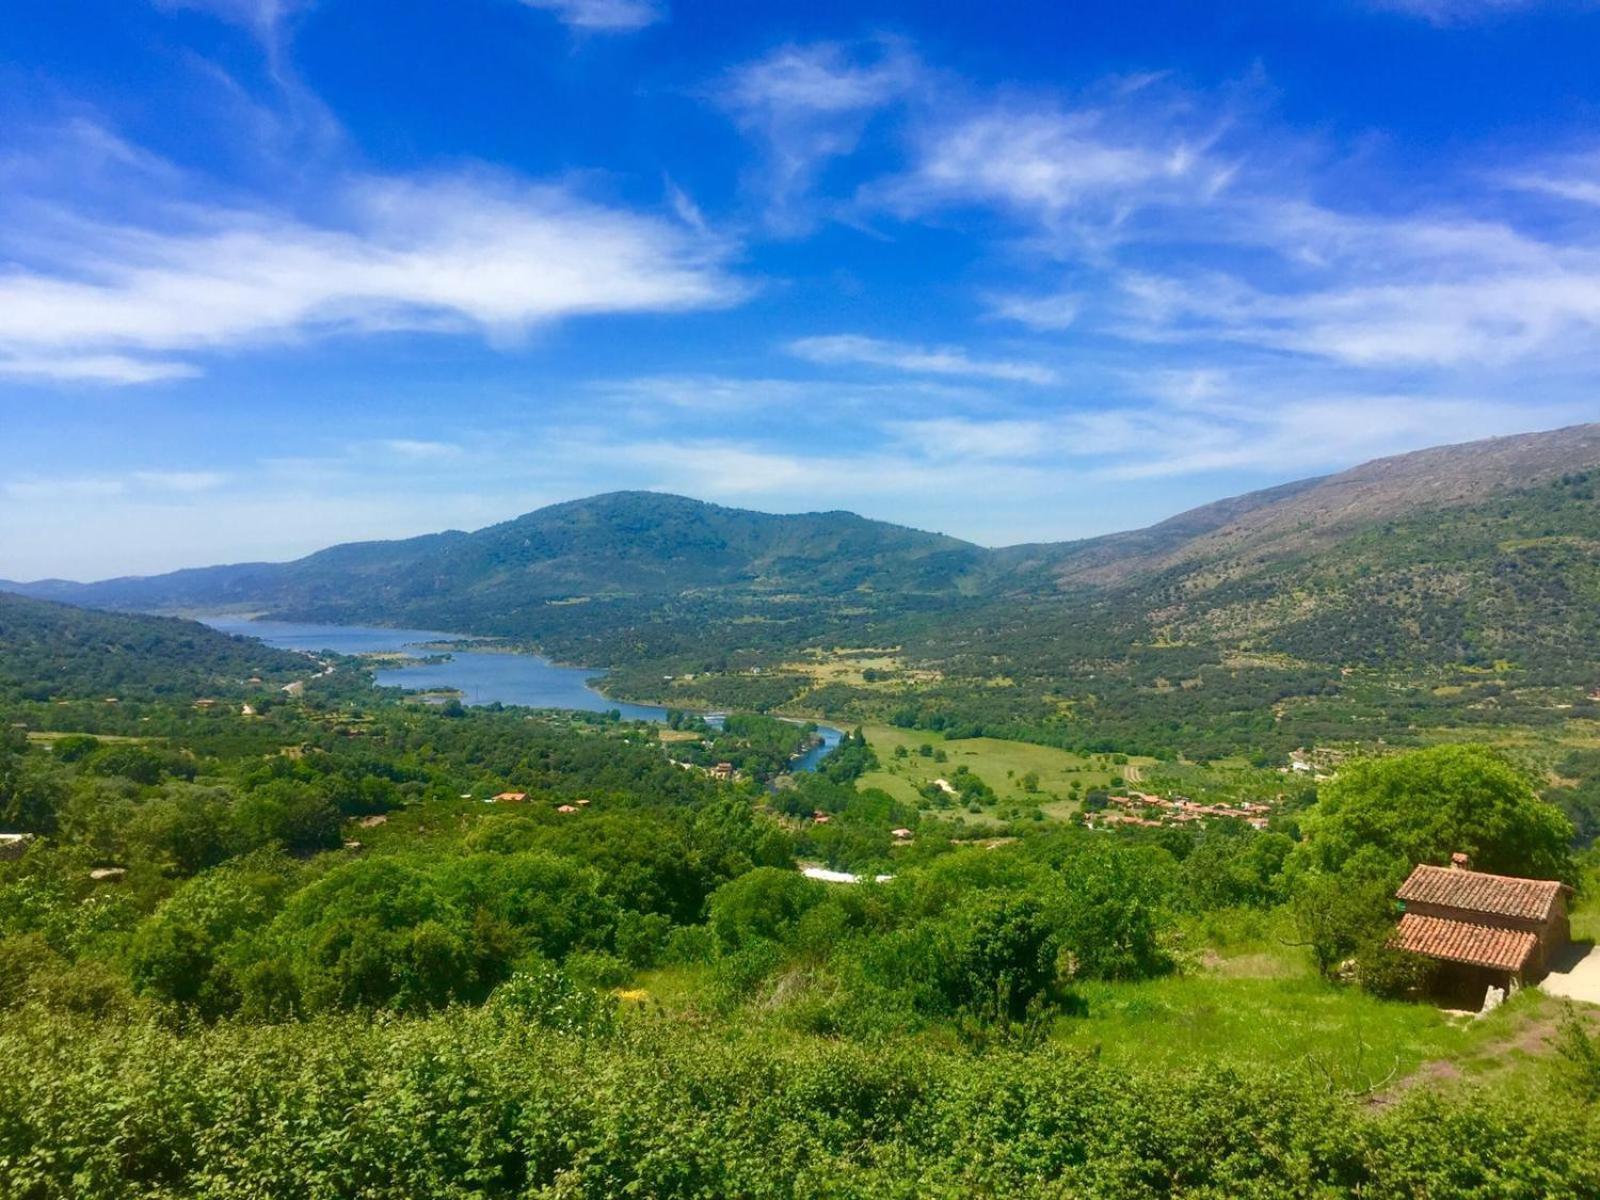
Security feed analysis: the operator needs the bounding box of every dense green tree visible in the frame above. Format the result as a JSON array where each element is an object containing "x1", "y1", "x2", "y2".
[
  {"x1": 124, "y1": 785, "x2": 239, "y2": 876},
  {"x1": 708, "y1": 868, "x2": 824, "y2": 950},
  {"x1": 231, "y1": 781, "x2": 343, "y2": 855},
  {"x1": 1057, "y1": 844, "x2": 1174, "y2": 981},
  {"x1": 128, "y1": 854, "x2": 300, "y2": 1018},
  {"x1": 1297, "y1": 744, "x2": 1574, "y2": 884},
  {"x1": 946, "y1": 893, "x2": 1059, "y2": 1017}
]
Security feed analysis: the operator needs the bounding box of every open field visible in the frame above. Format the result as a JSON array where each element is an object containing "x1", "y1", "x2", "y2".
[
  {"x1": 1054, "y1": 968, "x2": 1552, "y2": 1087},
  {"x1": 857, "y1": 723, "x2": 1159, "y2": 819},
  {"x1": 26, "y1": 730, "x2": 151, "y2": 745}
]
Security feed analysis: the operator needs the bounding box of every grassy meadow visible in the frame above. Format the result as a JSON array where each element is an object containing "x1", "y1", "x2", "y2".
[{"x1": 858, "y1": 722, "x2": 1158, "y2": 820}]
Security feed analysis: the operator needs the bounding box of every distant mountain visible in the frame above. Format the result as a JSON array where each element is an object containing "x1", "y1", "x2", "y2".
[
  {"x1": 0, "y1": 591, "x2": 308, "y2": 702},
  {"x1": 1043, "y1": 422, "x2": 1600, "y2": 587},
  {"x1": 1056, "y1": 424, "x2": 1600, "y2": 667},
  {"x1": 8, "y1": 424, "x2": 1600, "y2": 672},
  {"x1": 4, "y1": 491, "x2": 993, "y2": 652}
]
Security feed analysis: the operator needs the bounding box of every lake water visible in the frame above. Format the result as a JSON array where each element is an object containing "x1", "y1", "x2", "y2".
[{"x1": 202, "y1": 618, "x2": 841, "y2": 767}]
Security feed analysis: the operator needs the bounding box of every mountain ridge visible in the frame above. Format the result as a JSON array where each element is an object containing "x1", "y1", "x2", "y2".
[{"x1": 5, "y1": 423, "x2": 1599, "y2": 673}]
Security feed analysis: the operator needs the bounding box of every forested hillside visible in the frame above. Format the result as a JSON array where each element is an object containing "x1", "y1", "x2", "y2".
[
  {"x1": 0, "y1": 592, "x2": 307, "y2": 703},
  {"x1": 8, "y1": 425, "x2": 1600, "y2": 758}
]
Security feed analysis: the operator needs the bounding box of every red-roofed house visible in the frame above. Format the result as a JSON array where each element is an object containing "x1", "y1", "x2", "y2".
[{"x1": 1392, "y1": 855, "x2": 1572, "y2": 1006}]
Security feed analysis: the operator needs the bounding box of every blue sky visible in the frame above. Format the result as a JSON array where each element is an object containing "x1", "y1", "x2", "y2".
[{"x1": 3, "y1": 0, "x2": 1599, "y2": 579}]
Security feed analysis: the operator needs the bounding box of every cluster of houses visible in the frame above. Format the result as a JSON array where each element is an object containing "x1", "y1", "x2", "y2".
[
  {"x1": 1277, "y1": 746, "x2": 1350, "y2": 779},
  {"x1": 1087, "y1": 790, "x2": 1276, "y2": 831},
  {"x1": 665, "y1": 758, "x2": 739, "y2": 781},
  {"x1": 488, "y1": 792, "x2": 591, "y2": 814}
]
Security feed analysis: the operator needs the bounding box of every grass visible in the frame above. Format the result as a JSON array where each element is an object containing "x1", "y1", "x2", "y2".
[
  {"x1": 1572, "y1": 861, "x2": 1600, "y2": 942},
  {"x1": 857, "y1": 723, "x2": 1157, "y2": 818},
  {"x1": 1053, "y1": 969, "x2": 1556, "y2": 1092},
  {"x1": 27, "y1": 730, "x2": 151, "y2": 745},
  {"x1": 1050, "y1": 912, "x2": 1568, "y2": 1096},
  {"x1": 657, "y1": 729, "x2": 704, "y2": 744}
]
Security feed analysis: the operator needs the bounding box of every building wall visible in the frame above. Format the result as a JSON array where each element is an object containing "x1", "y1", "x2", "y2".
[{"x1": 1431, "y1": 962, "x2": 1513, "y2": 1009}]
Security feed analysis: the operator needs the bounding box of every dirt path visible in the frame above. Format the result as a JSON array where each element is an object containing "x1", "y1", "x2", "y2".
[
  {"x1": 1369, "y1": 999, "x2": 1600, "y2": 1109},
  {"x1": 1541, "y1": 941, "x2": 1600, "y2": 1006}
]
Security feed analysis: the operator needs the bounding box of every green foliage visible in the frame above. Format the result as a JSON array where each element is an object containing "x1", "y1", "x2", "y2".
[
  {"x1": 1555, "y1": 1004, "x2": 1600, "y2": 1105},
  {"x1": 486, "y1": 960, "x2": 618, "y2": 1036},
  {"x1": 1057, "y1": 844, "x2": 1174, "y2": 982},
  {"x1": 1290, "y1": 872, "x2": 1396, "y2": 980},
  {"x1": 1299, "y1": 744, "x2": 1574, "y2": 884},
  {"x1": 942, "y1": 893, "x2": 1060, "y2": 1018},
  {"x1": 3, "y1": 1008, "x2": 1599, "y2": 1198},
  {"x1": 232, "y1": 781, "x2": 343, "y2": 854},
  {"x1": 0, "y1": 591, "x2": 304, "y2": 702},
  {"x1": 128, "y1": 854, "x2": 300, "y2": 1019},
  {"x1": 7, "y1": 573, "x2": 1600, "y2": 1195},
  {"x1": 709, "y1": 867, "x2": 824, "y2": 950}
]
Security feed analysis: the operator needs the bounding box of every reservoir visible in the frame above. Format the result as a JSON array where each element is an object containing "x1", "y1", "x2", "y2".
[{"x1": 203, "y1": 618, "x2": 842, "y2": 766}]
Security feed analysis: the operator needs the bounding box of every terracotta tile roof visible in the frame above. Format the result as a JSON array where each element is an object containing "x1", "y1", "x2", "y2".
[
  {"x1": 1395, "y1": 864, "x2": 1566, "y2": 922},
  {"x1": 1393, "y1": 912, "x2": 1537, "y2": 972}
]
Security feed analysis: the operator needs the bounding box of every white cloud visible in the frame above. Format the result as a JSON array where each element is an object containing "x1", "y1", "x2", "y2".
[
  {"x1": 0, "y1": 353, "x2": 200, "y2": 385},
  {"x1": 889, "y1": 391, "x2": 1593, "y2": 479},
  {"x1": 865, "y1": 81, "x2": 1238, "y2": 244},
  {"x1": 1503, "y1": 152, "x2": 1600, "y2": 208},
  {"x1": 788, "y1": 334, "x2": 1058, "y2": 385},
  {"x1": 987, "y1": 290, "x2": 1083, "y2": 331},
  {"x1": 1365, "y1": 0, "x2": 1544, "y2": 23},
  {"x1": 1108, "y1": 202, "x2": 1600, "y2": 368},
  {"x1": 593, "y1": 373, "x2": 991, "y2": 416},
  {"x1": 887, "y1": 417, "x2": 1055, "y2": 461},
  {"x1": 0, "y1": 169, "x2": 742, "y2": 384},
  {"x1": 885, "y1": 109, "x2": 1192, "y2": 217},
  {"x1": 716, "y1": 40, "x2": 919, "y2": 230},
  {"x1": 154, "y1": 0, "x2": 306, "y2": 37},
  {"x1": 518, "y1": 0, "x2": 663, "y2": 32},
  {"x1": 4, "y1": 478, "x2": 127, "y2": 502},
  {"x1": 133, "y1": 470, "x2": 229, "y2": 492},
  {"x1": 378, "y1": 439, "x2": 466, "y2": 461}
]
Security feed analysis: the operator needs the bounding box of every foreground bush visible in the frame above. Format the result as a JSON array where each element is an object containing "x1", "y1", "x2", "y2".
[{"x1": 1, "y1": 1006, "x2": 1596, "y2": 1199}]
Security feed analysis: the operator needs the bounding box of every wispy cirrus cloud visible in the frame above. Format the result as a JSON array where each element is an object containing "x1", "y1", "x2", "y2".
[
  {"x1": 517, "y1": 0, "x2": 664, "y2": 32},
  {"x1": 3, "y1": 478, "x2": 127, "y2": 503},
  {"x1": 4, "y1": 469, "x2": 228, "y2": 503},
  {"x1": 986, "y1": 290, "x2": 1083, "y2": 331},
  {"x1": 0, "y1": 353, "x2": 200, "y2": 385},
  {"x1": 1364, "y1": 0, "x2": 1553, "y2": 23},
  {"x1": 715, "y1": 39, "x2": 920, "y2": 231},
  {"x1": 0, "y1": 144, "x2": 743, "y2": 385},
  {"x1": 1503, "y1": 150, "x2": 1600, "y2": 208},
  {"x1": 1106, "y1": 199, "x2": 1600, "y2": 367},
  {"x1": 788, "y1": 334, "x2": 1058, "y2": 385},
  {"x1": 153, "y1": 0, "x2": 307, "y2": 38},
  {"x1": 132, "y1": 470, "x2": 229, "y2": 492},
  {"x1": 378, "y1": 439, "x2": 466, "y2": 462},
  {"x1": 875, "y1": 104, "x2": 1230, "y2": 229},
  {"x1": 888, "y1": 388, "x2": 1592, "y2": 479}
]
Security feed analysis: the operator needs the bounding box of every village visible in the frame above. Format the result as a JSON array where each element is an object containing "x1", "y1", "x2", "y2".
[{"x1": 1084, "y1": 789, "x2": 1278, "y2": 831}]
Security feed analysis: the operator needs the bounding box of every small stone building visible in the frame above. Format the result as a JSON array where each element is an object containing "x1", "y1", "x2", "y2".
[{"x1": 1392, "y1": 855, "x2": 1572, "y2": 1006}]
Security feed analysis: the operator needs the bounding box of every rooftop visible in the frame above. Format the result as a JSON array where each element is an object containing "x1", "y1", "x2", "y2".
[
  {"x1": 1396, "y1": 863, "x2": 1567, "y2": 923},
  {"x1": 1393, "y1": 912, "x2": 1538, "y2": 972}
]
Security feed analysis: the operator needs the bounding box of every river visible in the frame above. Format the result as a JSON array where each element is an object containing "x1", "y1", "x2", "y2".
[{"x1": 202, "y1": 618, "x2": 842, "y2": 768}]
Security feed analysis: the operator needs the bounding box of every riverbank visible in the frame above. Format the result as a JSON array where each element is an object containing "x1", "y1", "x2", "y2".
[{"x1": 204, "y1": 617, "x2": 843, "y2": 772}]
